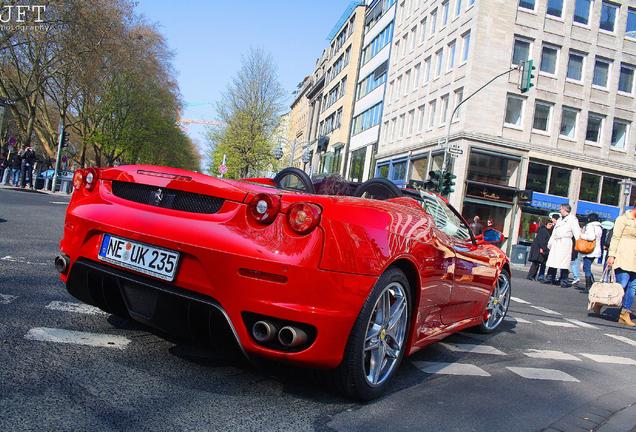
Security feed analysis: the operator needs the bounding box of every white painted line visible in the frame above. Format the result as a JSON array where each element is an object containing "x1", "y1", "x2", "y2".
[
  {"x1": 580, "y1": 353, "x2": 636, "y2": 366},
  {"x1": 45, "y1": 301, "x2": 107, "y2": 316},
  {"x1": 0, "y1": 294, "x2": 18, "y2": 304},
  {"x1": 50, "y1": 201, "x2": 69, "y2": 205},
  {"x1": 530, "y1": 305, "x2": 562, "y2": 316},
  {"x1": 605, "y1": 334, "x2": 636, "y2": 347},
  {"x1": 537, "y1": 320, "x2": 578, "y2": 328},
  {"x1": 24, "y1": 327, "x2": 130, "y2": 349},
  {"x1": 524, "y1": 349, "x2": 581, "y2": 361},
  {"x1": 504, "y1": 316, "x2": 532, "y2": 324},
  {"x1": 413, "y1": 361, "x2": 491, "y2": 376},
  {"x1": 440, "y1": 342, "x2": 506, "y2": 356},
  {"x1": 507, "y1": 367, "x2": 579, "y2": 382},
  {"x1": 511, "y1": 297, "x2": 530, "y2": 304},
  {"x1": 0, "y1": 256, "x2": 48, "y2": 266},
  {"x1": 564, "y1": 318, "x2": 598, "y2": 329}
]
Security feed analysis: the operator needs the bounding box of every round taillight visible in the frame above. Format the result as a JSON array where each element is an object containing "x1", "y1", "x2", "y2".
[
  {"x1": 248, "y1": 193, "x2": 281, "y2": 224},
  {"x1": 287, "y1": 203, "x2": 321, "y2": 235},
  {"x1": 72, "y1": 169, "x2": 85, "y2": 190},
  {"x1": 85, "y1": 167, "x2": 99, "y2": 191}
]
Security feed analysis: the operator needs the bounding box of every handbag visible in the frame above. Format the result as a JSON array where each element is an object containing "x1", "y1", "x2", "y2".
[
  {"x1": 588, "y1": 268, "x2": 624, "y2": 309},
  {"x1": 575, "y1": 238, "x2": 595, "y2": 254}
]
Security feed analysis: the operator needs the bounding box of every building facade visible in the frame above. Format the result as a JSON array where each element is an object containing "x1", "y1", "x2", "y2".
[{"x1": 287, "y1": 76, "x2": 312, "y2": 168}]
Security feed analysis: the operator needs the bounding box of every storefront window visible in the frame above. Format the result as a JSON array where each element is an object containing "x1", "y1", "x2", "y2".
[
  {"x1": 349, "y1": 147, "x2": 366, "y2": 182},
  {"x1": 601, "y1": 177, "x2": 621, "y2": 206},
  {"x1": 431, "y1": 153, "x2": 444, "y2": 172},
  {"x1": 548, "y1": 167, "x2": 570, "y2": 197},
  {"x1": 526, "y1": 162, "x2": 548, "y2": 193},
  {"x1": 579, "y1": 173, "x2": 600, "y2": 202},
  {"x1": 519, "y1": 212, "x2": 549, "y2": 244},
  {"x1": 377, "y1": 164, "x2": 389, "y2": 178},
  {"x1": 467, "y1": 151, "x2": 520, "y2": 187},
  {"x1": 462, "y1": 202, "x2": 508, "y2": 235},
  {"x1": 391, "y1": 161, "x2": 407, "y2": 182},
  {"x1": 410, "y1": 156, "x2": 429, "y2": 181}
]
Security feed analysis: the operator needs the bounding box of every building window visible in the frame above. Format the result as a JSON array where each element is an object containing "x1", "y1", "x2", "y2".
[
  {"x1": 435, "y1": 48, "x2": 444, "y2": 77},
  {"x1": 526, "y1": 162, "x2": 549, "y2": 193},
  {"x1": 533, "y1": 101, "x2": 551, "y2": 132},
  {"x1": 333, "y1": 146, "x2": 343, "y2": 174},
  {"x1": 455, "y1": 0, "x2": 463, "y2": 17},
  {"x1": 442, "y1": 1, "x2": 450, "y2": 26},
  {"x1": 417, "y1": 104, "x2": 426, "y2": 131},
  {"x1": 560, "y1": 107, "x2": 578, "y2": 139},
  {"x1": 405, "y1": 69, "x2": 411, "y2": 94},
  {"x1": 627, "y1": 8, "x2": 636, "y2": 35},
  {"x1": 566, "y1": 52, "x2": 584, "y2": 81},
  {"x1": 548, "y1": 167, "x2": 571, "y2": 197},
  {"x1": 453, "y1": 87, "x2": 463, "y2": 121},
  {"x1": 540, "y1": 44, "x2": 558, "y2": 74},
  {"x1": 428, "y1": 100, "x2": 437, "y2": 128},
  {"x1": 601, "y1": 177, "x2": 621, "y2": 206},
  {"x1": 420, "y1": 18, "x2": 427, "y2": 42},
  {"x1": 519, "y1": 0, "x2": 535, "y2": 10},
  {"x1": 579, "y1": 173, "x2": 600, "y2": 202},
  {"x1": 512, "y1": 38, "x2": 531, "y2": 65},
  {"x1": 398, "y1": 114, "x2": 405, "y2": 138},
  {"x1": 410, "y1": 26, "x2": 417, "y2": 49},
  {"x1": 349, "y1": 148, "x2": 366, "y2": 182},
  {"x1": 585, "y1": 113, "x2": 603, "y2": 143},
  {"x1": 547, "y1": 0, "x2": 563, "y2": 17},
  {"x1": 593, "y1": 58, "x2": 611, "y2": 87},
  {"x1": 504, "y1": 94, "x2": 524, "y2": 127},
  {"x1": 424, "y1": 56, "x2": 432, "y2": 83},
  {"x1": 407, "y1": 109, "x2": 415, "y2": 135},
  {"x1": 448, "y1": 40, "x2": 456, "y2": 70},
  {"x1": 356, "y1": 66, "x2": 387, "y2": 100},
  {"x1": 351, "y1": 102, "x2": 383, "y2": 135},
  {"x1": 619, "y1": 64, "x2": 634, "y2": 93},
  {"x1": 467, "y1": 151, "x2": 520, "y2": 187},
  {"x1": 440, "y1": 94, "x2": 450, "y2": 124},
  {"x1": 461, "y1": 31, "x2": 471, "y2": 62},
  {"x1": 410, "y1": 156, "x2": 429, "y2": 182},
  {"x1": 377, "y1": 164, "x2": 389, "y2": 178},
  {"x1": 361, "y1": 22, "x2": 394, "y2": 65},
  {"x1": 391, "y1": 161, "x2": 407, "y2": 182},
  {"x1": 611, "y1": 119, "x2": 628, "y2": 149},
  {"x1": 600, "y1": 1, "x2": 618, "y2": 32},
  {"x1": 413, "y1": 63, "x2": 421, "y2": 89},
  {"x1": 574, "y1": 0, "x2": 592, "y2": 25},
  {"x1": 430, "y1": 9, "x2": 438, "y2": 34}
]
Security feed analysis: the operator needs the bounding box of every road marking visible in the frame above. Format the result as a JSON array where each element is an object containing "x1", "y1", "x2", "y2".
[
  {"x1": 24, "y1": 327, "x2": 130, "y2": 349},
  {"x1": 506, "y1": 367, "x2": 579, "y2": 382},
  {"x1": 605, "y1": 334, "x2": 636, "y2": 347},
  {"x1": 50, "y1": 201, "x2": 69, "y2": 205},
  {"x1": 45, "y1": 301, "x2": 107, "y2": 316},
  {"x1": 511, "y1": 297, "x2": 530, "y2": 304},
  {"x1": 530, "y1": 306, "x2": 562, "y2": 316},
  {"x1": 564, "y1": 318, "x2": 599, "y2": 329},
  {"x1": 440, "y1": 342, "x2": 506, "y2": 356},
  {"x1": 504, "y1": 316, "x2": 532, "y2": 324},
  {"x1": 524, "y1": 349, "x2": 581, "y2": 361},
  {"x1": 1, "y1": 255, "x2": 48, "y2": 266},
  {"x1": 537, "y1": 320, "x2": 579, "y2": 328},
  {"x1": 413, "y1": 361, "x2": 491, "y2": 376},
  {"x1": 580, "y1": 354, "x2": 636, "y2": 365},
  {"x1": 0, "y1": 294, "x2": 18, "y2": 304}
]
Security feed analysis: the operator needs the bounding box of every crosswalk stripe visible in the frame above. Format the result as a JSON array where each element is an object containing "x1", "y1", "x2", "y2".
[
  {"x1": 24, "y1": 327, "x2": 130, "y2": 349},
  {"x1": 537, "y1": 320, "x2": 578, "y2": 328},
  {"x1": 440, "y1": 342, "x2": 506, "y2": 356},
  {"x1": 530, "y1": 305, "x2": 562, "y2": 316},
  {"x1": 504, "y1": 316, "x2": 532, "y2": 324},
  {"x1": 45, "y1": 301, "x2": 107, "y2": 315},
  {"x1": 413, "y1": 361, "x2": 491, "y2": 376},
  {"x1": 604, "y1": 334, "x2": 636, "y2": 347},
  {"x1": 564, "y1": 318, "x2": 598, "y2": 329},
  {"x1": 580, "y1": 354, "x2": 636, "y2": 366},
  {"x1": 506, "y1": 367, "x2": 579, "y2": 382},
  {"x1": 510, "y1": 297, "x2": 530, "y2": 304},
  {"x1": 523, "y1": 349, "x2": 581, "y2": 361},
  {"x1": 0, "y1": 294, "x2": 18, "y2": 304}
]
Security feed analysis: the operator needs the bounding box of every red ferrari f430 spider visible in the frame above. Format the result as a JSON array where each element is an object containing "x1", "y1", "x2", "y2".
[{"x1": 57, "y1": 165, "x2": 510, "y2": 400}]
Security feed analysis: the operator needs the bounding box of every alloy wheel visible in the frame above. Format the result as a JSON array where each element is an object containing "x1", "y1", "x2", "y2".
[{"x1": 483, "y1": 272, "x2": 510, "y2": 331}]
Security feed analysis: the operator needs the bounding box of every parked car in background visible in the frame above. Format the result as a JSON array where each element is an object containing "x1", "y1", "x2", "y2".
[{"x1": 35, "y1": 169, "x2": 73, "y2": 192}]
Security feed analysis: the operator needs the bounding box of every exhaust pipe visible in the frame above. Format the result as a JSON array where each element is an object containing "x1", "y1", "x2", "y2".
[
  {"x1": 55, "y1": 255, "x2": 70, "y2": 274},
  {"x1": 252, "y1": 321, "x2": 278, "y2": 343},
  {"x1": 278, "y1": 326, "x2": 308, "y2": 348}
]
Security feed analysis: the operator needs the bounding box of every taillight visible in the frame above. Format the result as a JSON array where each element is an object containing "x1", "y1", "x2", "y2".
[
  {"x1": 72, "y1": 169, "x2": 85, "y2": 190},
  {"x1": 287, "y1": 203, "x2": 321, "y2": 235},
  {"x1": 248, "y1": 193, "x2": 281, "y2": 224},
  {"x1": 84, "y1": 167, "x2": 99, "y2": 191}
]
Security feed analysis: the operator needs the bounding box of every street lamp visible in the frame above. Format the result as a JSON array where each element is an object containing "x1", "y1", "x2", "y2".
[
  {"x1": 273, "y1": 143, "x2": 284, "y2": 161},
  {"x1": 301, "y1": 149, "x2": 311, "y2": 164}
]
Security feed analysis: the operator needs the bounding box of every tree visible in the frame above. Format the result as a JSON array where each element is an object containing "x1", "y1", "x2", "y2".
[{"x1": 207, "y1": 48, "x2": 285, "y2": 178}]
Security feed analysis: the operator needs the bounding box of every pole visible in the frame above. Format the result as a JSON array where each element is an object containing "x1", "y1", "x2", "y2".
[
  {"x1": 289, "y1": 139, "x2": 297, "y2": 166},
  {"x1": 52, "y1": 120, "x2": 64, "y2": 192}
]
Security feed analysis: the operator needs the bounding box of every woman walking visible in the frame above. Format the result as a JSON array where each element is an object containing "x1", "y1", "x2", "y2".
[
  {"x1": 606, "y1": 202, "x2": 636, "y2": 327},
  {"x1": 543, "y1": 204, "x2": 581, "y2": 287},
  {"x1": 579, "y1": 213, "x2": 603, "y2": 292},
  {"x1": 527, "y1": 219, "x2": 553, "y2": 281}
]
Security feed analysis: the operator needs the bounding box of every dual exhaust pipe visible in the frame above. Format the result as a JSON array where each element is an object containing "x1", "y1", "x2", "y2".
[
  {"x1": 55, "y1": 254, "x2": 70, "y2": 274},
  {"x1": 252, "y1": 320, "x2": 308, "y2": 348}
]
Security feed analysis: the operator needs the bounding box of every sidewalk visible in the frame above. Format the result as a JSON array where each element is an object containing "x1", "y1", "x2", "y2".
[
  {"x1": 0, "y1": 184, "x2": 71, "y2": 196},
  {"x1": 511, "y1": 261, "x2": 606, "y2": 281}
]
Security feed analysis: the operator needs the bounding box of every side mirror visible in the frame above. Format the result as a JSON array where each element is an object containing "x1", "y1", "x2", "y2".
[{"x1": 482, "y1": 228, "x2": 504, "y2": 245}]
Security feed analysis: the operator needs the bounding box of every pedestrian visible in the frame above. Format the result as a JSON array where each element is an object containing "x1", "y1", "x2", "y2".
[
  {"x1": 543, "y1": 204, "x2": 581, "y2": 287},
  {"x1": 470, "y1": 216, "x2": 483, "y2": 236},
  {"x1": 10, "y1": 148, "x2": 22, "y2": 186},
  {"x1": 527, "y1": 218, "x2": 553, "y2": 281},
  {"x1": 570, "y1": 247, "x2": 581, "y2": 286},
  {"x1": 605, "y1": 202, "x2": 636, "y2": 327},
  {"x1": 0, "y1": 152, "x2": 7, "y2": 180},
  {"x1": 579, "y1": 213, "x2": 603, "y2": 292},
  {"x1": 21, "y1": 145, "x2": 36, "y2": 188}
]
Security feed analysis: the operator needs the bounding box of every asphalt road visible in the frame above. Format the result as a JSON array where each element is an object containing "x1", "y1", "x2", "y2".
[{"x1": 1, "y1": 187, "x2": 635, "y2": 432}]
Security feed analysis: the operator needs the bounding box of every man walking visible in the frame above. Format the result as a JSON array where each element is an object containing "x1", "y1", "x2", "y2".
[{"x1": 543, "y1": 204, "x2": 581, "y2": 287}]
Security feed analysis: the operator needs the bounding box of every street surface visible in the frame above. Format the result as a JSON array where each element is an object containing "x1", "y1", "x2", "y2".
[{"x1": 1, "y1": 188, "x2": 635, "y2": 432}]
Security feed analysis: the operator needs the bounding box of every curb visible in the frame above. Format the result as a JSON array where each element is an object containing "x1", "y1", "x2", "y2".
[{"x1": 0, "y1": 185, "x2": 70, "y2": 196}]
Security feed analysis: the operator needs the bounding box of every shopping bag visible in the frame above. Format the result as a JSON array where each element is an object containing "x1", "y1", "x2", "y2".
[{"x1": 588, "y1": 268, "x2": 624, "y2": 309}]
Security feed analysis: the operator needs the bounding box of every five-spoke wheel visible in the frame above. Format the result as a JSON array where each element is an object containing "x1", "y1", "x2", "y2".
[{"x1": 478, "y1": 270, "x2": 511, "y2": 333}]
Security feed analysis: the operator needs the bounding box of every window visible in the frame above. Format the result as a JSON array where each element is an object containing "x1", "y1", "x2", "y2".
[
  {"x1": 540, "y1": 44, "x2": 558, "y2": 74},
  {"x1": 396, "y1": 75, "x2": 402, "y2": 100},
  {"x1": 349, "y1": 148, "x2": 366, "y2": 182},
  {"x1": 526, "y1": 162, "x2": 549, "y2": 193},
  {"x1": 504, "y1": 94, "x2": 523, "y2": 127},
  {"x1": 411, "y1": 26, "x2": 417, "y2": 49},
  {"x1": 566, "y1": 52, "x2": 584, "y2": 81},
  {"x1": 461, "y1": 31, "x2": 471, "y2": 62},
  {"x1": 420, "y1": 18, "x2": 427, "y2": 42},
  {"x1": 351, "y1": 102, "x2": 383, "y2": 135},
  {"x1": 455, "y1": 0, "x2": 462, "y2": 17},
  {"x1": 560, "y1": 107, "x2": 578, "y2": 139},
  {"x1": 600, "y1": 1, "x2": 618, "y2": 32},
  {"x1": 420, "y1": 191, "x2": 472, "y2": 241},
  {"x1": 442, "y1": 1, "x2": 450, "y2": 26},
  {"x1": 448, "y1": 40, "x2": 456, "y2": 70},
  {"x1": 410, "y1": 156, "x2": 429, "y2": 181},
  {"x1": 593, "y1": 59, "x2": 611, "y2": 87},
  {"x1": 424, "y1": 56, "x2": 432, "y2": 83},
  {"x1": 391, "y1": 161, "x2": 407, "y2": 182},
  {"x1": 579, "y1": 173, "x2": 600, "y2": 202},
  {"x1": 377, "y1": 164, "x2": 389, "y2": 178},
  {"x1": 428, "y1": 100, "x2": 437, "y2": 128},
  {"x1": 401, "y1": 34, "x2": 408, "y2": 57},
  {"x1": 548, "y1": 167, "x2": 571, "y2": 197},
  {"x1": 335, "y1": 107, "x2": 343, "y2": 129},
  {"x1": 417, "y1": 105, "x2": 426, "y2": 131},
  {"x1": 574, "y1": 0, "x2": 592, "y2": 25},
  {"x1": 399, "y1": 113, "x2": 405, "y2": 137},
  {"x1": 619, "y1": 64, "x2": 634, "y2": 93},
  {"x1": 390, "y1": 118, "x2": 396, "y2": 139},
  {"x1": 601, "y1": 177, "x2": 621, "y2": 205},
  {"x1": 413, "y1": 63, "x2": 421, "y2": 90},
  {"x1": 361, "y1": 22, "x2": 394, "y2": 65},
  {"x1": 585, "y1": 113, "x2": 603, "y2": 143},
  {"x1": 518, "y1": 0, "x2": 535, "y2": 10},
  {"x1": 435, "y1": 49, "x2": 444, "y2": 77},
  {"x1": 627, "y1": 8, "x2": 636, "y2": 35},
  {"x1": 467, "y1": 151, "x2": 520, "y2": 187},
  {"x1": 533, "y1": 101, "x2": 551, "y2": 132},
  {"x1": 453, "y1": 87, "x2": 463, "y2": 121},
  {"x1": 333, "y1": 146, "x2": 343, "y2": 174},
  {"x1": 407, "y1": 109, "x2": 415, "y2": 135},
  {"x1": 356, "y1": 66, "x2": 387, "y2": 100},
  {"x1": 405, "y1": 69, "x2": 412, "y2": 93},
  {"x1": 430, "y1": 9, "x2": 438, "y2": 34},
  {"x1": 512, "y1": 38, "x2": 531, "y2": 65},
  {"x1": 440, "y1": 94, "x2": 450, "y2": 124},
  {"x1": 611, "y1": 119, "x2": 628, "y2": 149},
  {"x1": 547, "y1": 0, "x2": 563, "y2": 17}
]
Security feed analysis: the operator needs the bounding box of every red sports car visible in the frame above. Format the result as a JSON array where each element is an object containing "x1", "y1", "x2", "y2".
[{"x1": 57, "y1": 165, "x2": 510, "y2": 400}]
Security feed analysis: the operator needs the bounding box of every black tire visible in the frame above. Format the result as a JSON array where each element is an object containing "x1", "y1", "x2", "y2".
[
  {"x1": 353, "y1": 178, "x2": 402, "y2": 200},
  {"x1": 273, "y1": 167, "x2": 315, "y2": 194},
  {"x1": 476, "y1": 270, "x2": 511, "y2": 334},
  {"x1": 334, "y1": 267, "x2": 412, "y2": 401}
]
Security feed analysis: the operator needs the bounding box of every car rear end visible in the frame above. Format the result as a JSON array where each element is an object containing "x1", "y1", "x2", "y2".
[{"x1": 58, "y1": 165, "x2": 376, "y2": 368}]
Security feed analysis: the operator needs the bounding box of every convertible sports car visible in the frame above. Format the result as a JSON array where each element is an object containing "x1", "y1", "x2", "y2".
[{"x1": 57, "y1": 165, "x2": 510, "y2": 400}]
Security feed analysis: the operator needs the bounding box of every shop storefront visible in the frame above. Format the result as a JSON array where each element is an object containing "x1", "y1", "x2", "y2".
[{"x1": 518, "y1": 192, "x2": 568, "y2": 245}]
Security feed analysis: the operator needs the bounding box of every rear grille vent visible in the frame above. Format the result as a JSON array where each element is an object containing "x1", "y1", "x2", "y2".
[{"x1": 111, "y1": 181, "x2": 224, "y2": 214}]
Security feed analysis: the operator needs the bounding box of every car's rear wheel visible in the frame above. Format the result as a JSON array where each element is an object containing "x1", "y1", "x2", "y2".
[
  {"x1": 334, "y1": 267, "x2": 411, "y2": 400},
  {"x1": 477, "y1": 270, "x2": 511, "y2": 333}
]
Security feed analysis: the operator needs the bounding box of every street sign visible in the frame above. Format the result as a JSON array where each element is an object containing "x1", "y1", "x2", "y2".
[
  {"x1": 448, "y1": 144, "x2": 463, "y2": 158},
  {"x1": 218, "y1": 164, "x2": 227, "y2": 175}
]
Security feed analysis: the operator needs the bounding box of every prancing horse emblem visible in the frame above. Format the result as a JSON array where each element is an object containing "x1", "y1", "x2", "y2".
[{"x1": 153, "y1": 188, "x2": 164, "y2": 205}]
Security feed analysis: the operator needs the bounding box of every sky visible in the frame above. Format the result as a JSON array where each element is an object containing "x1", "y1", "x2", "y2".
[{"x1": 135, "y1": 0, "x2": 352, "y2": 159}]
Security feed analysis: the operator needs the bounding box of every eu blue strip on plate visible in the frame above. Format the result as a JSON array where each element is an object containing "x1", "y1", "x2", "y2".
[{"x1": 99, "y1": 234, "x2": 111, "y2": 257}]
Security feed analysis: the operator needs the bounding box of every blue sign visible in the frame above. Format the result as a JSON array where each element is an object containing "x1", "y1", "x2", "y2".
[
  {"x1": 576, "y1": 201, "x2": 620, "y2": 221},
  {"x1": 530, "y1": 192, "x2": 568, "y2": 211}
]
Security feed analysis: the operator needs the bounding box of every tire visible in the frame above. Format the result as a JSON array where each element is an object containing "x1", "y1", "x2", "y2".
[
  {"x1": 353, "y1": 178, "x2": 402, "y2": 200},
  {"x1": 476, "y1": 270, "x2": 511, "y2": 334},
  {"x1": 334, "y1": 267, "x2": 412, "y2": 401},
  {"x1": 273, "y1": 167, "x2": 315, "y2": 194}
]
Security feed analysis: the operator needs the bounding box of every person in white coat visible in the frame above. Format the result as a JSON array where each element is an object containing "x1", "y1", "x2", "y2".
[
  {"x1": 543, "y1": 204, "x2": 581, "y2": 287},
  {"x1": 579, "y1": 213, "x2": 603, "y2": 292}
]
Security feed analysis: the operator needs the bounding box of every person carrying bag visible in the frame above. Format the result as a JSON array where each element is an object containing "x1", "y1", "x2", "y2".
[{"x1": 588, "y1": 267, "x2": 624, "y2": 314}]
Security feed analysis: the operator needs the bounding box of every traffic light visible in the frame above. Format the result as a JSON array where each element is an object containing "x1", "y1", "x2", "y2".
[
  {"x1": 60, "y1": 130, "x2": 70, "y2": 148},
  {"x1": 519, "y1": 59, "x2": 536, "y2": 93},
  {"x1": 427, "y1": 170, "x2": 442, "y2": 192},
  {"x1": 441, "y1": 171, "x2": 457, "y2": 196}
]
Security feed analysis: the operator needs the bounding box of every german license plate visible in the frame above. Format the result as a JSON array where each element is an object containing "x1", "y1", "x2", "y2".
[{"x1": 98, "y1": 234, "x2": 179, "y2": 281}]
